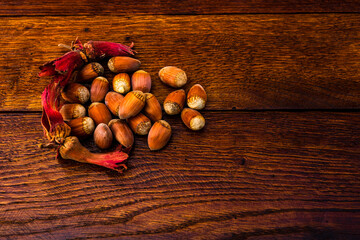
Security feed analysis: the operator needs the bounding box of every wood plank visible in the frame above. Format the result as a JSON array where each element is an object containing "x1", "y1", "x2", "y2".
[
  {"x1": 0, "y1": 111, "x2": 359, "y2": 238},
  {"x1": 0, "y1": 0, "x2": 359, "y2": 16},
  {"x1": 1, "y1": 15, "x2": 360, "y2": 111}
]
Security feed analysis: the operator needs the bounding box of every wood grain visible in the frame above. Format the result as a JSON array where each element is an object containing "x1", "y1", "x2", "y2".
[
  {"x1": 1, "y1": 14, "x2": 360, "y2": 111},
  {"x1": 0, "y1": 0, "x2": 359, "y2": 16},
  {"x1": 0, "y1": 111, "x2": 359, "y2": 239}
]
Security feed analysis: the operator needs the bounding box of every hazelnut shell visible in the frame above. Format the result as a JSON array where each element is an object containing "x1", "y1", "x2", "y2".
[
  {"x1": 143, "y1": 93, "x2": 162, "y2": 122},
  {"x1": 132, "y1": 70, "x2": 151, "y2": 93},
  {"x1": 148, "y1": 120, "x2": 172, "y2": 151},
  {"x1": 181, "y1": 108, "x2": 205, "y2": 131},
  {"x1": 187, "y1": 84, "x2": 207, "y2": 110},
  {"x1": 127, "y1": 113, "x2": 152, "y2": 135},
  {"x1": 94, "y1": 123, "x2": 113, "y2": 149},
  {"x1": 90, "y1": 77, "x2": 109, "y2": 102},
  {"x1": 88, "y1": 102, "x2": 112, "y2": 125},
  {"x1": 59, "y1": 104, "x2": 86, "y2": 121},
  {"x1": 78, "y1": 62, "x2": 104, "y2": 82},
  {"x1": 67, "y1": 117, "x2": 95, "y2": 138},
  {"x1": 118, "y1": 91, "x2": 146, "y2": 120},
  {"x1": 164, "y1": 89, "x2": 186, "y2": 115},
  {"x1": 159, "y1": 66, "x2": 187, "y2": 88},
  {"x1": 105, "y1": 91, "x2": 124, "y2": 116},
  {"x1": 108, "y1": 119, "x2": 134, "y2": 148},
  {"x1": 61, "y1": 83, "x2": 90, "y2": 104},
  {"x1": 108, "y1": 56, "x2": 141, "y2": 73},
  {"x1": 113, "y1": 73, "x2": 131, "y2": 94}
]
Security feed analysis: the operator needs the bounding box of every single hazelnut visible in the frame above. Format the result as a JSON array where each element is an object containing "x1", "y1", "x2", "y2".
[
  {"x1": 59, "y1": 104, "x2": 86, "y2": 121},
  {"x1": 108, "y1": 119, "x2": 134, "y2": 148},
  {"x1": 187, "y1": 84, "x2": 207, "y2": 110},
  {"x1": 105, "y1": 91, "x2": 124, "y2": 116},
  {"x1": 67, "y1": 117, "x2": 95, "y2": 138},
  {"x1": 143, "y1": 93, "x2": 162, "y2": 122},
  {"x1": 132, "y1": 70, "x2": 151, "y2": 93},
  {"x1": 164, "y1": 89, "x2": 185, "y2": 115},
  {"x1": 88, "y1": 102, "x2": 112, "y2": 125},
  {"x1": 113, "y1": 73, "x2": 131, "y2": 94},
  {"x1": 94, "y1": 123, "x2": 113, "y2": 149},
  {"x1": 61, "y1": 83, "x2": 90, "y2": 104},
  {"x1": 108, "y1": 56, "x2": 141, "y2": 73},
  {"x1": 181, "y1": 108, "x2": 205, "y2": 131},
  {"x1": 148, "y1": 120, "x2": 171, "y2": 151},
  {"x1": 159, "y1": 66, "x2": 187, "y2": 88},
  {"x1": 127, "y1": 113, "x2": 152, "y2": 135},
  {"x1": 90, "y1": 76, "x2": 109, "y2": 102},
  {"x1": 118, "y1": 91, "x2": 145, "y2": 120},
  {"x1": 78, "y1": 62, "x2": 104, "y2": 82}
]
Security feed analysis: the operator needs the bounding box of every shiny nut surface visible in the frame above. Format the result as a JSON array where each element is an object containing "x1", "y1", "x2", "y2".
[
  {"x1": 105, "y1": 91, "x2": 124, "y2": 116},
  {"x1": 94, "y1": 123, "x2": 113, "y2": 149},
  {"x1": 88, "y1": 102, "x2": 112, "y2": 125},
  {"x1": 59, "y1": 104, "x2": 86, "y2": 121},
  {"x1": 78, "y1": 62, "x2": 104, "y2": 82},
  {"x1": 143, "y1": 93, "x2": 162, "y2": 122},
  {"x1": 109, "y1": 119, "x2": 134, "y2": 148},
  {"x1": 118, "y1": 91, "x2": 145, "y2": 120},
  {"x1": 181, "y1": 108, "x2": 205, "y2": 131},
  {"x1": 90, "y1": 76, "x2": 109, "y2": 102},
  {"x1": 61, "y1": 83, "x2": 90, "y2": 104},
  {"x1": 108, "y1": 56, "x2": 141, "y2": 73},
  {"x1": 67, "y1": 117, "x2": 95, "y2": 138},
  {"x1": 187, "y1": 84, "x2": 207, "y2": 110},
  {"x1": 131, "y1": 70, "x2": 151, "y2": 93},
  {"x1": 148, "y1": 120, "x2": 171, "y2": 151},
  {"x1": 159, "y1": 66, "x2": 187, "y2": 88},
  {"x1": 127, "y1": 113, "x2": 152, "y2": 135},
  {"x1": 113, "y1": 73, "x2": 131, "y2": 94},
  {"x1": 164, "y1": 89, "x2": 185, "y2": 115}
]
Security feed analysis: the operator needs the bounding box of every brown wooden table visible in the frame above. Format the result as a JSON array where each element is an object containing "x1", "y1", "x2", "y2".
[{"x1": 1, "y1": 1, "x2": 360, "y2": 239}]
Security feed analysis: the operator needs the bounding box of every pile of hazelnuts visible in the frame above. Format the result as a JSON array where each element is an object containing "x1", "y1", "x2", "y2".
[{"x1": 59, "y1": 56, "x2": 207, "y2": 151}]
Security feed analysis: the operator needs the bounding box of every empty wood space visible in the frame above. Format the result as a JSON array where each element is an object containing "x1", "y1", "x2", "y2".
[
  {"x1": 1, "y1": 0, "x2": 360, "y2": 16},
  {"x1": 0, "y1": 1, "x2": 359, "y2": 239}
]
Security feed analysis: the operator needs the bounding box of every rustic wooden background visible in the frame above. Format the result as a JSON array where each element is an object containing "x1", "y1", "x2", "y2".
[{"x1": 1, "y1": 1, "x2": 360, "y2": 239}]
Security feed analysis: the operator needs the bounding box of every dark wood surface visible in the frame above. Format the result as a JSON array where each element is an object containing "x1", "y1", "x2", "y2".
[
  {"x1": 0, "y1": 1, "x2": 360, "y2": 239},
  {"x1": 1, "y1": 112, "x2": 360, "y2": 239},
  {"x1": 0, "y1": 0, "x2": 360, "y2": 15},
  {"x1": 1, "y1": 15, "x2": 360, "y2": 111}
]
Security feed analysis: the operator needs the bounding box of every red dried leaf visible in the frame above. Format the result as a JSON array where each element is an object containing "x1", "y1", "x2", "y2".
[
  {"x1": 39, "y1": 50, "x2": 85, "y2": 78},
  {"x1": 84, "y1": 40, "x2": 135, "y2": 60},
  {"x1": 59, "y1": 136, "x2": 128, "y2": 173}
]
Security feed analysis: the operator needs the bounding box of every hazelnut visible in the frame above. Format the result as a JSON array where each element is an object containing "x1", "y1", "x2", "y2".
[
  {"x1": 59, "y1": 104, "x2": 86, "y2": 121},
  {"x1": 143, "y1": 93, "x2": 162, "y2": 122},
  {"x1": 109, "y1": 119, "x2": 134, "y2": 148},
  {"x1": 148, "y1": 120, "x2": 171, "y2": 151},
  {"x1": 118, "y1": 91, "x2": 145, "y2": 120},
  {"x1": 187, "y1": 84, "x2": 207, "y2": 110},
  {"x1": 90, "y1": 76, "x2": 109, "y2": 102},
  {"x1": 108, "y1": 56, "x2": 141, "y2": 73},
  {"x1": 61, "y1": 83, "x2": 89, "y2": 104},
  {"x1": 113, "y1": 73, "x2": 131, "y2": 94},
  {"x1": 127, "y1": 113, "x2": 152, "y2": 135},
  {"x1": 67, "y1": 117, "x2": 95, "y2": 138},
  {"x1": 88, "y1": 102, "x2": 112, "y2": 125},
  {"x1": 105, "y1": 91, "x2": 124, "y2": 116},
  {"x1": 94, "y1": 123, "x2": 113, "y2": 149},
  {"x1": 164, "y1": 89, "x2": 185, "y2": 115},
  {"x1": 78, "y1": 62, "x2": 104, "y2": 82},
  {"x1": 132, "y1": 70, "x2": 151, "y2": 93},
  {"x1": 181, "y1": 108, "x2": 205, "y2": 131},
  {"x1": 159, "y1": 66, "x2": 187, "y2": 88}
]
